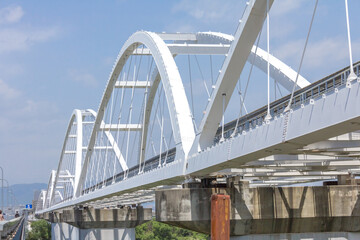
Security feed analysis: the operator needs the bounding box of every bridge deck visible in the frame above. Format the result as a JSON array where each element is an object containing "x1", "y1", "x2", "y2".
[{"x1": 37, "y1": 61, "x2": 360, "y2": 213}]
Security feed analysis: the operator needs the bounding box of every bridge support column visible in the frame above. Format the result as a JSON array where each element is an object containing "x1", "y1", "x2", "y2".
[
  {"x1": 42, "y1": 206, "x2": 151, "y2": 240},
  {"x1": 51, "y1": 222, "x2": 135, "y2": 240},
  {"x1": 156, "y1": 177, "x2": 360, "y2": 237}
]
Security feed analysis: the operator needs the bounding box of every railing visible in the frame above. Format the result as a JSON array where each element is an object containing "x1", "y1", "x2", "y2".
[
  {"x1": 214, "y1": 61, "x2": 360, "y2": 143},
  {"x1": 56, "y1": 61, "x2": 360, "y2": 205},
  {"x1": 9, "y1": 217, "x2": 24, "y2": 240},
  {"x1": 0, "y1": 217, "x2": 23, "y2": 240},
  {"x1": 81, "y1": 62, "x2": 360, "y2": 196},
  {"x1": 81, "y1": 148, "x2": 177, "y2": 195}
]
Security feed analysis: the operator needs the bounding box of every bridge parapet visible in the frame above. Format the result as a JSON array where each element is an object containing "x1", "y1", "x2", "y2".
[{"x1": 0, "y1": 217, "x2": 23, "y2": 239}]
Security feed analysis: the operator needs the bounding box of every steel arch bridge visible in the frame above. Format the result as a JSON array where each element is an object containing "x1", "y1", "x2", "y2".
[{"x1": 36, "y1": 0, "x2": 360, "y2": 213}]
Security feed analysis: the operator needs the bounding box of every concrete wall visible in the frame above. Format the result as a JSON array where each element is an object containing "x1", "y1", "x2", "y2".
[
  {"x1": 52, "y1": 222, "x2": 135, "y2": 240},
  {"x1": 61, "y1": 206, "x2": 151, "y2": 229},
  {"x1": 156, "y1": 184, "x2": 360, "y2": 235},
  {"x1": 52, "y1": 223, "x2": 79, "y2": 240}
]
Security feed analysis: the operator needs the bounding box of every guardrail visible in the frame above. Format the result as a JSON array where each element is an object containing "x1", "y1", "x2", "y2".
[
  {"x1": 78, "y1": 62, "x2": 360, "y2": 196},
  {"x1": 49, "y1": 61, "x2": 360, "y2": 208},
  {"x1": 214, "y1": 61, "x2": 360, "y2": 143},
  {"x1": 0, "y1": 217, "x2": 23, "y2": 240}
]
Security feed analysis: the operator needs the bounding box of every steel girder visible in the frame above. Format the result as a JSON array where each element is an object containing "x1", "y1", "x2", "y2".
[{"x1": 37, "y1": 0, "x2": 360, "y2": 213}]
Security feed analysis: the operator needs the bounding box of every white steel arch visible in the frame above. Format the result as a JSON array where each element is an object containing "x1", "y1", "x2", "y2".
[
  {"x1": 75, "y1": 31, "x2": 195, "y2": 197},
  {"x1": 196, "y1": 32, "x2": 310, "y2": 91},
  {"x1": 48, "y1": 109, "x2": 127, "y2": 206},
  {"x1": 193, "y1": 0, "x2": 276, "y2": 151},
  {"x1": 87, "y1": 108, "x2": 128, "y2": 173},
  {"x1": 137, "y1": 32, "x2": 311, "y2": 166},
  {"x1": 44, "y1": 170, "x2": 56, "y2": 209},
  {"x1": 35, "y1": 190, "x2": 47, "y2": 211},
  {"x1": 135, "y1": 32, "x2": 310, "y2": 91},
  {"x1": 49, "y1": 109, "x2": 87, "y2": 205},
  {"x1": 36, "y1": 0, "x2": 360, "y2": 214},
  {"x1": 33, "y1": 0, "x2": 360, "y2": 212}
]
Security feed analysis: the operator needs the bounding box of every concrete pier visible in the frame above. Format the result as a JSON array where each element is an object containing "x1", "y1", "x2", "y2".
[
  {"x1": 39, "y1": 206, "x2": 152, "y2": 240},
  {"x1": 51, "y1": 222, "x2": 135, "y2": 240},
  {"x1": 156, "y1": 179, "x2": 360, "y2": 236}
]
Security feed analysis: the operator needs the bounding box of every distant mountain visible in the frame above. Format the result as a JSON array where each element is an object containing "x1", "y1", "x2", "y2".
[{"x1": 10, "y1": 183, "x2": 47, "y2": 205}]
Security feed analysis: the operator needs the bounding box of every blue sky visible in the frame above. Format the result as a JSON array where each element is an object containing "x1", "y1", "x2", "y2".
[{"x1": 0, "y1": 0, "x2": 360, "y2": 184}]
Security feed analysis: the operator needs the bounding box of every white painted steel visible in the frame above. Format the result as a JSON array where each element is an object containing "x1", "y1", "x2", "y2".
[
  {"x1": 133, "y1": 38, "x2": 310, "y2": 91},
  {"x1": 37, "y1": 0, "x2": 360, "y2": 214},
  {"x1": 157, "y1": 33, "x2": 197, "y2": 41},
  {"x1": 185, "y1": 79, "x2": 360, "y2": 176},
  {"x1": 114, "y1": 81, "x2": 150, "y2": 88},
  {"x1": 48, "y1": 109, "x2": 128, "y2": 206},
  {"x1": 50, "y1": 109, "x2": 94, "y2": 204},
  {"x1": 44, "y1": 170, "x2": 56, "y2": 209},
  {"x1": 75, "y1": 31, "x2": 195, "y2": 197},
  {"x1": 193, "y1": 0, "x2": 275, "y2": 152},
  {"x1": 38, "y1": 78, "x2": 360, "y2": 213},
  {"x1": 100, "y1": 123, "x2": 142, "y2": 131}
]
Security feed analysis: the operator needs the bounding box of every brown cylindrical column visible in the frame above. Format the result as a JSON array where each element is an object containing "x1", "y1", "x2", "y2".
[{"x1": 211, "y1": 194, "x2": 230, "y2": 240}]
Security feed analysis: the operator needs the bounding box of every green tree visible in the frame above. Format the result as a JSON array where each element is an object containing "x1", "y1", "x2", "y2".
[
  {"x1": 136, "y1": 219, "x2": 208, "y2": 240},
  {"x1": 27, "y1": 219, "x2": 51, "y2": 240}
]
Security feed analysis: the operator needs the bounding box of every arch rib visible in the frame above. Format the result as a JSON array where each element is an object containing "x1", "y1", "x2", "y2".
[
  {"x1": 196, "y1": 32, "x2": 310, "y2": 91},
  {"x1": 45, "y1": 170, "x2": 56, "y2": 209},
  {"x1": 48, "y1": 108, "x2": 128, "y2": 205},
  {"x1": 138, "y1": 32, "x2": 311, "y2": 165},
  {"x1": 50, "y1": 109, "x2": 83, "y2": 206},
  {"x1": 75, "y1": 31, "x2": 195, "y2": 197},
  {"x1": 192, "y1": 0, "x2": 274, "y2": 152}
]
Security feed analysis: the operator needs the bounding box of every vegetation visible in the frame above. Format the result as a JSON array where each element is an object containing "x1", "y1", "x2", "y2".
[
  {"x1": 27, "y1": 219, "x2": 51, "y2": 240},
  {"x1": 136, "y1": 220, "x2": 208, "y2": 240},
  {"x1": 26, "y1": 218, "x2": 207, "y2": 240}
]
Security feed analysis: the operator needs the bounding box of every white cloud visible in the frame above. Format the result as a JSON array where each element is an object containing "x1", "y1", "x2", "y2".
[
  {"x1": 271, "y1": 0, "x2": 305, "y2": 17},
  {"x1": 266, "y1": 0, "x2": 309, "y2": 41},
  {"x1": 0, "y1": 78, "x2": 58, "y2": 119},
  {"x1": 0, "y1": 5, "x2": 63, "y2": 184},
  {"x1": 272, "y1": 39, "x2": 304, "y2": 62},
  {"x1": 0, "y1": 27, "x2": 58, "y2": 53},
  {"x1": 172, "y1": 0, "x2": 244, "y2": 23},
  {"x1": 173, "y1": 0, "x2": 304, "y2": 24},
  {"x1": 0, "y1": 94, "x2": 59, "y2": 131},
  {"x1": 0, "y1": 5, "x2": 24, "y2": 24},
  {"x1": 0, "y1": 94, "x2": 62, "y2": 185},
  {"x1": 69, "y1": 70, "x2": 97, "y2": 87},
  {"x1": 273, "y1": 36, "x2": 360, "y2": 75},
  {"x1": 172, "y1": 24, "x2": 196, "y2": 33},
  {"x1": 0, "y1": 5, "x2": 59, "y2": 53},
  {"x1": 269, "y1": 20, "x2": 296, "y2": 41},
  {"x1": 17, "y1": 100, "x2": 59, "y2": 120},
  {"x1": 0, "y1": 63, "x2": 23, "y2": 76},
  {"x1": 0, "y1": 78, "x2": 21, "y2": 100},
  {"x1": 304, "y1": 38, "x2": 349, "y2": 68}
]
